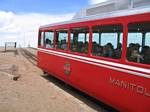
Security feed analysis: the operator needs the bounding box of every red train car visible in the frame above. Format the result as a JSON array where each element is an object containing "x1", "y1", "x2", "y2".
[{"x1": 37, "y1": 1, "x2": 150, "y2": 112}]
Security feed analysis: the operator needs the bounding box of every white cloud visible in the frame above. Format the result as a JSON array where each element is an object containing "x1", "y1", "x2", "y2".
[
  {"x1": 0, "y1": 11, "x2": 74, "y2": 47},
  {"x1": 89, "y1": 0, "x2": 108, "y2": 4}
]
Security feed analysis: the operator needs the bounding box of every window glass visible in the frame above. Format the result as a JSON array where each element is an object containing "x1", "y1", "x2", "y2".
[
  {"x1": 86, "y1": 34, "x2": 89, "y2": 42},
  {"x1": 56, "y1": 30, "x2": 68, "y2": 50},
  {"x1": 120, "y1": 33, "x2": 123, "y2": 43},
  {"x1": 39, "y1": 32, "x2": 44, "y2": 47},
  {"x1": 101, "y1": 33, "x2": 118, "y2": 48},
  {"x1": 145, "y1": 33, "x2": 150, "y2": 47},
  {"x1": 45, "y1": 31, "x2": 54, "y2": 48},
  {"x1": 78, "y1": 33, "x2": 85, "y2": 42},
  {"x1": 127, "y1": 22, "x2": 150, "y2": 65},
  {"x1": 92, "y1": 25, "x2": 123, "y2": 59},
  {"x1": 70, "y1": 27, "x2": 89, "y2": 54},
  {"x1": 127, "y1": 33, "x2": 142, "y2": 47},
  {"x1": 92, "y1": 33, "x2": 99, "y2": 44}
]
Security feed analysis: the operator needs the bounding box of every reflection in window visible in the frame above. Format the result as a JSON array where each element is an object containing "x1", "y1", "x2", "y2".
[
  {"x1": 92, "y1": 25, "x2": 123, "y2": 59},
  {"x1": 56, "y1": 30, "x2": 68, "y2": 50},
  {"x1": 45, "y1": 31, "x2": 54, "y2": 48},
  {"x1": 127, "y1": 22, "x2": 150, "y2": 65},
  {"x1": 70, "y1": 27, "x2": 89, "y2": 54}
]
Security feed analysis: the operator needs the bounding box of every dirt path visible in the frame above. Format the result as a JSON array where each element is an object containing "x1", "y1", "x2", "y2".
[{"x1": 0, "y1": 49, "x2": 109, "y2": 112}]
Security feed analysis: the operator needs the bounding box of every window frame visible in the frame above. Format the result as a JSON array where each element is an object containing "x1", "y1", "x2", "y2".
[
  {"x1": 38, "y1": 31, "x2": 45, "y2": 48},
  {"x1": 44, "y1": 30, "x2": 55, "y2": 49},
  {"x1": 55, "y1": 29, "x2": 69, "y2": 51},
  {"x1": 91, "y1": 24, "x2": 124, "y2": 61},
  {"x1": 69, "y1": 26, "x2": 90, "y2": 56},
  {"x1": 126, "y1": 21, "x2": 150, "y2": 67}
]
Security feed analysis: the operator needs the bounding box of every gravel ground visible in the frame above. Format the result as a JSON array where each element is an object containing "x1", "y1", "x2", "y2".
[{"x1": 0, "y1": 48, "x2": 108, "y2": 112}]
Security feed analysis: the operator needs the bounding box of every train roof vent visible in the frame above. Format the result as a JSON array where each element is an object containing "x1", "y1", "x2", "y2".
[{"x1": 73, "y1": 0, "x2": 150, "y2": 19}]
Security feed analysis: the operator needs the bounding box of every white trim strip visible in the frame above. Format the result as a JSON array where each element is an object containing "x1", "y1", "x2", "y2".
[
  {"x1": 38, "y1": 48, "x2": 150, "y2": 78},
  {"x1": 38, "y1": 48, "x2": 150, "y2": 73}
]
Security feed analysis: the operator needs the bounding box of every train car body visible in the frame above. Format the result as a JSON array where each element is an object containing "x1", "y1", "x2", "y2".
[{"x1": 37, "y1": 1, "x2": 150, "y2": 111}]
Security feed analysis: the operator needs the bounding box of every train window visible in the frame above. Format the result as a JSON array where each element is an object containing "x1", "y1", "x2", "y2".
[
  {"x1": 45, "y1": 31, "x2": 54, "y2": 48},
  {"x1": 56, "y1": 29, "x2": 68, "y2": 50},
  {"x1": 92, "y1": 25, "x2": 123, "y2": 59},
  {"x1": 70, "y1": 27, "x2": 89, "y2": 54},
  {"x1": 127, "y1": 33, "x2": 142, "y2": 46},
  {"x1": 39, "y1": 32, "x2": 44, "y2": 47},
  {"x1": 127, "y1": 22, "x2": 150, "y2": 65},
  {"x1": 92, "y1": 33, "x2": 99, "y2": 44},
  {"x1": 145, "y1": 33, "x2": 150, "y2": 47}
]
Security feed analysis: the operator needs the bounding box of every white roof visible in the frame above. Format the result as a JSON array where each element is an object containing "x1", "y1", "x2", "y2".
[
  {"x1": 73, "y1": 0, "x2": 150, "y2": 19},
  {"x1": 40, "y1": 0, "x2": 150, "y2": 28}
]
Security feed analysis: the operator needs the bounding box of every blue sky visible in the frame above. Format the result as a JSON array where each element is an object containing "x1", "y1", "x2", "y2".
[
  {"x1": 0, "y1": 0, "x2": 106, "y2": 47},
  {"x1": 0, "y1": 0, "x2": 89, "y2": 14}
]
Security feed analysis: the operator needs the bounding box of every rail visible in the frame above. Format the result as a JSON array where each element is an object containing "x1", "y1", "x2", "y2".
[{"x1": 20, "y1": 48, "x2": 37, "y2": 65}]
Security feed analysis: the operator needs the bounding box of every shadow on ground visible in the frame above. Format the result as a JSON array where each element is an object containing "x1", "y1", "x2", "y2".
[{"x1": 42, "y1": 74, "x2": 119, "y2": 112}]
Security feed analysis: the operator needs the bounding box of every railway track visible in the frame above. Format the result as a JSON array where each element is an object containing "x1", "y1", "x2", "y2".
[{"x1": 20, "y1": 48, "x2": 37, "y2": 65}]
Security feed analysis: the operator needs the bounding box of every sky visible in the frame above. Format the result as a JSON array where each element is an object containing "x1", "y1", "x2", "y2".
[{"x1": 0, "y1": 0, "x2": 107, "y2": 47}]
